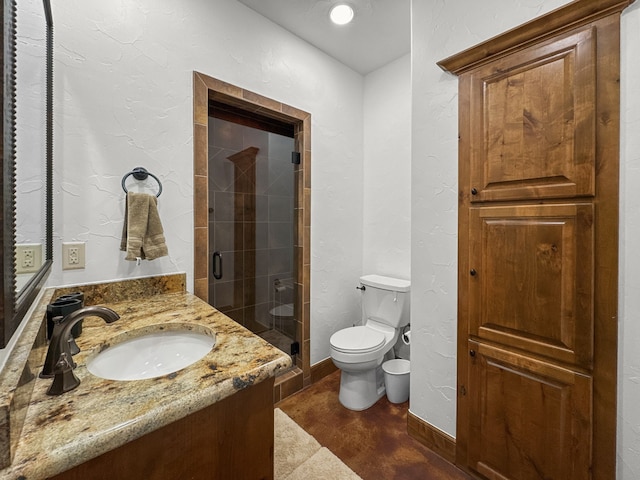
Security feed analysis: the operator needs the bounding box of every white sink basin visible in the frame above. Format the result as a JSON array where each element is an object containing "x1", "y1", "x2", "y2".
[{"x1": 87, "y1": 326, "x2": 215, "y2": 381}]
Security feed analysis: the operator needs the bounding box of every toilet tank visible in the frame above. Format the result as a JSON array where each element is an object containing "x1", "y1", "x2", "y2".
[{"x1": 360, "y1": 274, "x2": 410, "y2": 328}]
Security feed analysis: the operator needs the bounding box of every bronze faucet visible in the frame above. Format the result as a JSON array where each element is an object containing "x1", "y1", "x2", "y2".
[{"x1": 41, "y1": 306, "x2": 120, "y2": 395}]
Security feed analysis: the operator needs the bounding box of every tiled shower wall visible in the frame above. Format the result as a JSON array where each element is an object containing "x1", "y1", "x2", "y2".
[{"x1": 208, "y1": 118, "x2": 295, "y2": 334}]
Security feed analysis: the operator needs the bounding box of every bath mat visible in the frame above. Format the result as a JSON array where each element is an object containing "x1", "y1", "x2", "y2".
[
  {"x1": 285, "y1": 447, "x2": 363, "y2": 480},
  {"x1": 274, "y1": 408, "x2": 321, "y2": 478},
  {"x1": 274, "y1": 408, "x2": 362, "y2": 480}
]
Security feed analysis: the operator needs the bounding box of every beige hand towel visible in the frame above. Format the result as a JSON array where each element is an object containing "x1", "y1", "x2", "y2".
[{"x1": 120, "y1": 192, "x2": 169, "y2": 261}]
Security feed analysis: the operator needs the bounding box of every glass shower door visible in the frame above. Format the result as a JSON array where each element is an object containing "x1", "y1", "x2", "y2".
[{"x1": 208, "y1": 116, "x2": 296, "y2": 360}]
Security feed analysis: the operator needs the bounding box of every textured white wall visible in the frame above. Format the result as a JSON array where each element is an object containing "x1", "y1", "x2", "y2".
[
  {"x1": 411, "y1": 1, "x2": 640, "y2": 476},
  {"x1": 409, "y1": 0, "x2": 579, "y2": 439},
  {"x1": 48, "y1": 0, "x2": 364, "y2": 366},
  {"x1": 363, "y1": 54, "x2": 411, "y2": 280},
  {"x1": 618, "y1": 2, "x2": 640, "y2": 478}
]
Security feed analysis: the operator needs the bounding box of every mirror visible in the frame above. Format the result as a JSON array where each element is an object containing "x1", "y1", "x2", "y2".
[{"x1": 1, "y1": 0, "x2": 53, "y2": 347}]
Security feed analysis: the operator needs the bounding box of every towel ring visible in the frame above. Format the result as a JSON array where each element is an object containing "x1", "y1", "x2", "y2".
[{"x1": 121, "y1": 167, "x2": 163, "y2": 197}]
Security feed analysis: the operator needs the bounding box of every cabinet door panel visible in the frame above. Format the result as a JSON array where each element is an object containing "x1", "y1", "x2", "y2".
[
  {"x1": 469, "y1": 27, "x2": 595, "y2": 201},
  {"x1": 469, "y1": 203, "x2": 593, "y2": 367},
  {"x1": 468, "y1": 341, "x2": 592, "y2": 480}
]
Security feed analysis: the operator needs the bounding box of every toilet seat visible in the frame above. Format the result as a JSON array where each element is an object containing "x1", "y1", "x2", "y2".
[{"x1": 330, "y1": 326, "x2": 385, "y2": 354}]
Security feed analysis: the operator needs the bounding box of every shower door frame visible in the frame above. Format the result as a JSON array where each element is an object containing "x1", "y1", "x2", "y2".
[{"x1": 193, "y1": 72, "x2": 311, "y2": 394}]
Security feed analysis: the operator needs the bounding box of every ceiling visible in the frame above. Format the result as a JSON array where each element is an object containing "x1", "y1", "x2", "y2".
[{"x1": 235, "y1": 0, "x2": 411, "y2": 75}]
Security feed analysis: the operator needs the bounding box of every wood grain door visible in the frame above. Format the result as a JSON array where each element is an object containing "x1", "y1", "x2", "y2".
[
  {"x1": 467, "y1": 341, "x2": 592, "y2": 480},
  {"x1": 467, "y1": 27, "x2": 597, "y2": 203},
  {"x1": 437, "y1": 3, "x2": 626, "y2": 479},
  {"x1": 468, "y1": 203, "x2": 594, "y2": 367}
]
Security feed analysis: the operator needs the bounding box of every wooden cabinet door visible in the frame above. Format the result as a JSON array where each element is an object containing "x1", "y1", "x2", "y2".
[
  {"x1": 468, "y1": 27, "x2": 596, "y2": 202},
  {"x1": 469, "y1": 203, "x2": 594, "y2": 367},
  {"x1": 468, "y1": 341, "x2": 592, "y2": 480}
]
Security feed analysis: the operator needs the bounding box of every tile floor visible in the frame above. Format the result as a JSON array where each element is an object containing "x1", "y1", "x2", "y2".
[
  {"x1": 277, "y1": 370, "x2": 474, "y2": 480},
  {"x1": 259, "y1": 328, "x2": 294, "y2": 357}
]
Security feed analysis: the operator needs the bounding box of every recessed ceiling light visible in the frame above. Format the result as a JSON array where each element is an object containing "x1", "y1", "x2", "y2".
[{"x1": 330, "y1": 4, "x2": 354, "y2": 25}]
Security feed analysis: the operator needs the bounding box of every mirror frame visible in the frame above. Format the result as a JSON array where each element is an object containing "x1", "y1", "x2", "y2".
[{"x1": 1, "y1": 0, "x2": 53, "y2": 347}]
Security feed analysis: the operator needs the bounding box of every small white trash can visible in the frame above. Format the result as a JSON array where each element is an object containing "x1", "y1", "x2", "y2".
[{"x1": 382, "y1": 359, "x2": 410, "y2": 404}]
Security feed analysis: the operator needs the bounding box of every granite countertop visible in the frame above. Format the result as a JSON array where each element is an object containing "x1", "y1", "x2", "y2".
[{"x1": 0, "y1": 277, "x2": 291, "y2": 479}]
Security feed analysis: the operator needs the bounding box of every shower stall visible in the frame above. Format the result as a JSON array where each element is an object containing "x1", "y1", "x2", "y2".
[{"x1": 207, "y1": 108, "x2": 297, "y2": 361}]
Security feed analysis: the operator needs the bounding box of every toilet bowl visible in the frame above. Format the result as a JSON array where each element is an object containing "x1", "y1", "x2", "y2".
[
  {"x1": 330, "y1": 321, "x2": 398, "y2": 410},
  {"x1": 269, "y1": 303, "x2": 294, "y2": 318},
  {"x1": 330, "y1": 275, "x2": 410, "y2": 411}
]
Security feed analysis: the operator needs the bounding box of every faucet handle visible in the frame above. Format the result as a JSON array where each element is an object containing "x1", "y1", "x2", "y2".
[
  {"x1": 40, "y1": 316, "x2": 65, "y2": 378},
  {"x1": 47, "y1": 353, "x2": 81, "y2": 396},
  {"x1": 68, "y1": 335, "x2": 80, "y2": 356}
]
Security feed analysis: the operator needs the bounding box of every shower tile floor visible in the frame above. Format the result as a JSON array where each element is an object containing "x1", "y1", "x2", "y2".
[{"x1": 259, "y1": 328, "x2": 293, "y2": 358}]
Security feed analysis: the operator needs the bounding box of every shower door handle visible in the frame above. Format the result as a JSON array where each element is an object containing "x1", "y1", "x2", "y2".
[{"x1": 213, "y1": 251, "x2": 223, "y2": 280}]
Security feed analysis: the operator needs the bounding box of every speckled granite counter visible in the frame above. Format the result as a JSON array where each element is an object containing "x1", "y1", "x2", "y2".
[{"x1": 0, "y1": 274, "x2": 291, "y2": 479}]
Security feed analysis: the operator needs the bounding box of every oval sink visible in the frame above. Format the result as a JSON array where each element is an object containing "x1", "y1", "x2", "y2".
[{"x1": 87, "y1": 325, "x2": 215, "y2": 381}]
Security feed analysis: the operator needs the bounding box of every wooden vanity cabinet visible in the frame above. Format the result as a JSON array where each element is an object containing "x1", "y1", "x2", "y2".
[
  {"x1": 49, "y1": 378, "x2": 275, "y2": 480},
  {"x1": 438, "y1": 1, "x2": 629, "y2": 478}
]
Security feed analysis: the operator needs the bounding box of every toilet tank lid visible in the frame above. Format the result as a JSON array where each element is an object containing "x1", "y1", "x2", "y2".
[{"x1": 360, "y1": 275, "x2": 410, "y2": 292}]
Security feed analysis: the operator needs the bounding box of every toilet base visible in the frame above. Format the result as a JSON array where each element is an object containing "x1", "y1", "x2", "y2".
[{"x1": 338, "y1": 364, "x2": 386, "y2": 411}]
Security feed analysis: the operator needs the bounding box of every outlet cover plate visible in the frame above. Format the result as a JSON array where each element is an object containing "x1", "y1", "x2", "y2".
[
  {"x1": 16, "y1": 244, "x2": 43, "y2": 274},
  {"x1": 62, "y1": 242, "x2": 86, "y2": 270}
]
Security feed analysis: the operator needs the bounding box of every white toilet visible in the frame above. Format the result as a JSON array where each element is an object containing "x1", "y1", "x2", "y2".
[{"x1": 329, "y1": 274, "x2": 410, "y2": 411}]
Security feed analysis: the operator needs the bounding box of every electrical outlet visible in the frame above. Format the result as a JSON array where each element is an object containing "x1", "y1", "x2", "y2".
[
  {"x1": 68, "y1": 247, "x2": 79, "y2": 265},
  {"x1": 62, "y1": 242, "x2": 85, "y2": 270},
  {"x1": 16, "y1": 244, "x2": 42, "y2": 274},
  {"x1": 23, "y1": 249, "x2": 34, "y2": 267}
]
